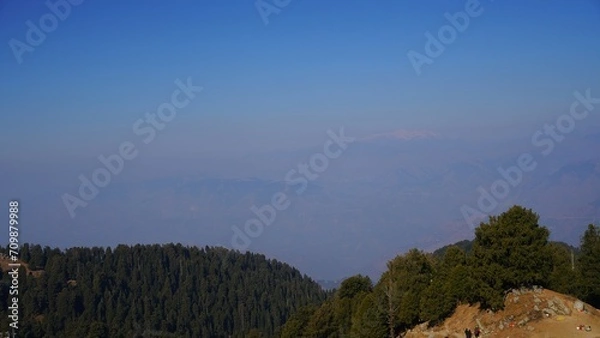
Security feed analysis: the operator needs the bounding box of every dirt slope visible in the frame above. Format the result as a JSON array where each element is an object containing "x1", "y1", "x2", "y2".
[{"x1": 406, "y1": 288, "x2": 600, "y2": 338}]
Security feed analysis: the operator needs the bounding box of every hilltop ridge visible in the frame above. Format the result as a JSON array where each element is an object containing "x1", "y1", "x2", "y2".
[{"x1": 406, "y1": 287, "x2": 600, "y2": 337}]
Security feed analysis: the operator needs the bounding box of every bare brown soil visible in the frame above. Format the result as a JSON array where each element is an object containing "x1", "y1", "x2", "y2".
[{"x1": 406, "y1": 289, "x2": 600, "y2": 338}]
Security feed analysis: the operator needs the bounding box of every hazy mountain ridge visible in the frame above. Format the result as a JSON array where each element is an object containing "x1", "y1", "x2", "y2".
[
  {"x1": 115, "y1": 132, "x2": 600, "y2": 279},
  {"x1": 6, "y1": 131, "x2": 599, "y2": 280}
]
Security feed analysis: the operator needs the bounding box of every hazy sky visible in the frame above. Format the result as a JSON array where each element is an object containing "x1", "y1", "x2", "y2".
[{"x1": 1, "y1": 0, "x2": 599, "y2": 160}]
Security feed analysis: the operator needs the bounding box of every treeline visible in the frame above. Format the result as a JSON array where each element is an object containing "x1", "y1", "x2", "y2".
[
  {"x1": 0, "y1": 244, "x2": 328, "y2": 337},
  {"x1": 281, "y1": 205, "x2": 600, "y2": 338}
]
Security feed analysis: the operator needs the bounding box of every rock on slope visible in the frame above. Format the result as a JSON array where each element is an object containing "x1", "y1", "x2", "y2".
[{"x1": 406, "y1": 287, "x2": 600, "y2": 338}]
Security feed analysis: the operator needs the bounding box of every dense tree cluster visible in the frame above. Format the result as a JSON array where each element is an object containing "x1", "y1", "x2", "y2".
[
  {"x1": 0, "y1": 244, "x2": 327, "y2": 337},
  {"x1": 0, "y1": 205, "x2": 598, "y2": 337},
  {"x1": 578, "y1": 224, "x2": 600, "y2": 305},
  {"x1": 281, "y1": 205, "x2": 600, "y2": 337}
]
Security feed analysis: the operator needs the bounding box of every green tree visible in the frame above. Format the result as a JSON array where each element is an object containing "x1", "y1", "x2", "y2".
[
  {"x1": 375, "y1": 249, "x2": 433, "y2": 336},
  {"x1": 419, "y1": 246, "x2": 472, "y2": 324},
  {"x1": 548, "y1": 242, "x2": 577, "y2": 295},
  {"x1": 280, "y1": 305, "x2": 317, "y2": 338},
  {"x1": 333, "y1": 275, "x2": 373, "y2": 335},
  {"x1": 578, "y1": 224, "x2": 600, "y2": 307},
  {"x1": 304, "y1": 300, "x2": 338, "y2": 338},
  {"x1": 470, "y1": 205, "x2": 552, "y2": 309},
  {"x1": 419, "y1": 278, "x2": 451, "y2": 325},
  {"x1": 338, "y1": 275, "x2": 372, "y2": 299},
  {"x1": 350, "y1": 293, "x2": 387, "y2": 338}
]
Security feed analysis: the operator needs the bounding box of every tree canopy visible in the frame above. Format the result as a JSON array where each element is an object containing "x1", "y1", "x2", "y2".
[
  {"x1": 0, "y1": 244, "x2": 327, "y2": 337},
  {"x1": 470, "y1": 205, "x2": 552, "y2": 308},
  {"x1": 281, "y1": 205, "x2": 600, "y2": 337},
  {"x1": 1, "y1": 205, "x2": 598, "y2": 338}
]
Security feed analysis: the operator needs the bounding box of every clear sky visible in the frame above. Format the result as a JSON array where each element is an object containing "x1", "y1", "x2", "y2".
[{"x1": 1, "y1": 0, "x2": 599, "y2": 160}]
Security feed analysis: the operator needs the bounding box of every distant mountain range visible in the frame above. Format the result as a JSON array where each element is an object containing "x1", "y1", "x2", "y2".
[
  {"x1": 101, "y1": 130, "x2": 598, "y2": 280},
  {"x1": 317, "y1": 279, "x2": 343, "y2": 291},
  {"x1": 7, "y1": 129, "x2": 599, "y2": 281}
]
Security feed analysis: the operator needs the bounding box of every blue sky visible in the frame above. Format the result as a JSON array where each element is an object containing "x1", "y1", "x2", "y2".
[
  {"x1": 1, "y1": 0, "x2": 600, "y2": 279},
  {"x1": 1, "y1": 0, "x2": 599, "y2": 160}
]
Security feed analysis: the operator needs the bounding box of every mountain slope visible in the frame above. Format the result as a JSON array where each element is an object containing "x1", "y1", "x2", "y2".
[{"x1": 0, "y1": 244, "x2": 327, "y2": 337}]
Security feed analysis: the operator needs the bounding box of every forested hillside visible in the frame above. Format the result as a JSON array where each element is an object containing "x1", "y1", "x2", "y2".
[
  {"x1": 281, "y1": 205, "x2": 600, "y2": 337},
  {"x1": 0, "y1": 244, "x2": 328, "y2": 337},
  {"x1": 1, "y1": 205, "x2": 598, "y2": 338}
]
